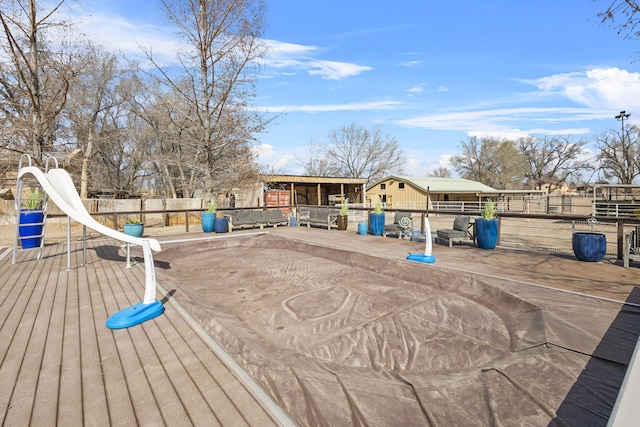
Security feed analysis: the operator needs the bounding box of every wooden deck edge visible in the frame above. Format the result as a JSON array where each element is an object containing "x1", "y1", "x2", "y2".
[{"x1": 151, "y1": 272, "x2": 297, "y2": 427}]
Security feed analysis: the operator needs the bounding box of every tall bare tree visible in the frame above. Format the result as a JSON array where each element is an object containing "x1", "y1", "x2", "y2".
[
  {"x1": 450, "y1": 137, "x2": 525, "y2": 189},
  {"x1": 600, "y1": 1, "x2": 640, "y2": 41},
  {"x1": 427, "y1": 167, "x2": 451, "y2": 178},
  {"x1": 324, "y1": 122, "x2": 405, "y2": 182},
  {"x1": 144, "y1": 0, "x2": 268, "y2": 198},
  {"x1": 0, "y1": 0, "x2": 75, "y2": 164},
  {"x1": 295, "y1": 138, "x2": 339, "y2": 177},
  {"x1": 595, "y1": 125, "x2": 640, "y2": 184},
  {"x1": 66, "y1": 43, "x2": 132, "y2": 197},
  {"x1": 518, "y1": 135, "x2": 590, "y2": 193}
]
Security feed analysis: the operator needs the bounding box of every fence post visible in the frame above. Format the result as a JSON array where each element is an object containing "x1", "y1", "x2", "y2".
[{"x1": 617, "y1": 219, "x2": 625, "y2": 260}]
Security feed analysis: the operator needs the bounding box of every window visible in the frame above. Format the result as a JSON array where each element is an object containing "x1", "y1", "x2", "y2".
[
  {"x1": 398, "y1": 182, "x2": 405, "y2": 189},
  {"x1": 380, "y1": 183, "x2": 386, "y2": 190}
]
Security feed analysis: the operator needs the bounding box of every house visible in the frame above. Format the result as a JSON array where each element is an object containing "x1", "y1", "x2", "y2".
[{"x1": 367, "y1": 176, "x2": 546, "y2": 212}]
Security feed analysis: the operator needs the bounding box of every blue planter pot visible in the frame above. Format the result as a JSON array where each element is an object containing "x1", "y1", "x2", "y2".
[
  {"x1": 214, "y1": 217, "x2": 229, "y2": 233},
  {"x1": 123, "y1": 223, "x2": 144, "y2": 237},
  {"x1": 357, "y1": 222, "x2": 368, "y2": 235},
  {"x1": 289, "y1": 216, "x2": 297, "y2": 227},
  {"x1": 19, "y1": 210, "x2": 44, "y2": 249},
  {"x1": 572, "y1": 232, "x2": 606, "y2": 262},
  {"x1": 475, "y1": 218, "x2": 499, "y2": 249},
  {"x1": 202, "y1": 212, "x2": 216, "y2": 232},
  {"x1": 369, "y1": 212, "x2": 385, "y2": 236}
]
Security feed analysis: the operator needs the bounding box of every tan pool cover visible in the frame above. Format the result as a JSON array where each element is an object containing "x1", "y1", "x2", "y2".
[{"x1": 153, "y1": 234, "x2": 640, "y2": 426}]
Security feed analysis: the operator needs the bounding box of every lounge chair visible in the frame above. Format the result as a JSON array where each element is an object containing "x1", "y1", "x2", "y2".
[
  {"x1": 436, "y1": 215, "x2": 473, "y2": 247},
  {"x1": 383, "y1": 212, "x2": 413, "y2": 239}
]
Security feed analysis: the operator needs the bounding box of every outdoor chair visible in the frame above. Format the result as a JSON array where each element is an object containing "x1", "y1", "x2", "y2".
[
  {"x1": 624, "y1": 226, "x2": 640, "y2": 267},
  {"x1": 383, "y1": 212, "x2": 413, "y2": 239},
  {"x1": 436, "y1": 215, "x2": 473, "y2": 247}
]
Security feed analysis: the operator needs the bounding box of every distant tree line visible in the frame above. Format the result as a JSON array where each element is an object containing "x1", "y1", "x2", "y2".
[
  {"x1": 298, "y1": 122, "x2": 640, "y2": 191},
  {"x1": 0, "y1": 0, "x2": 268, "y2": 199}
]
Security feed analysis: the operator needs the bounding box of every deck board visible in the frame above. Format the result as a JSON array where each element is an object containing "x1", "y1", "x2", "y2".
[{"x1": 0, "y1": 240, "x2": 286, "y2": 427}]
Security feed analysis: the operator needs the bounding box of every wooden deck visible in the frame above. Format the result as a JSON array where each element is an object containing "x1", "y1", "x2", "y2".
[
  {"x1": 0, "y1": 239, "x2": 293, "y2": 426},
  {"x1": 2, "y1": 225, "x2": 640, "y2": 426}
]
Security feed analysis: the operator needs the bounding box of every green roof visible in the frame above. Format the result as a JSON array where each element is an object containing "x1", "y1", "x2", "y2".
[{"x1": 370, "y1": 176, "x2": 498, "y2": 193}]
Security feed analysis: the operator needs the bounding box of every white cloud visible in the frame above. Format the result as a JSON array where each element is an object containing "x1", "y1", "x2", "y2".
[
  {"x1": 252, "y1": 100, "x2": 403, "y2": 113},
  {"x1": 306, "y1": 60, "x2": 373, "y2": 80},
  {"x1": 406, "y1": 84, "x2": 425, "y2": 94},
  {"x1": 396, "y1": 107, "x2": 604, "y2": 139},
  {"x1": 263, "y1": 39, "x2": 373, "y2": 80},
  {"x1": 521, "y1": 67, "x2": 640, "y2": 111},
  {"x1": 253, "y1": 143, "x2": 295, "y2": 172}
]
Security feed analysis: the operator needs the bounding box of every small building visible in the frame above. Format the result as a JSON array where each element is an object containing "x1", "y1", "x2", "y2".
[
  {"x1": 367, "y1": 176, "x2": 546, "y2": 212},
  {"x1": 261, "y1": 174, "x2": 369, "y2": 206}
]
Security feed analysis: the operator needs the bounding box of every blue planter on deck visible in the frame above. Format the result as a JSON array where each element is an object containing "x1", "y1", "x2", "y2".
[
  {"x1": 202, "y1": 212, "x2": 216, "y2": 232},
  {"x1": 19, "y1": 210, "x2": 44, "y2": 248},
  {"x1": 369, "y1": 212, "x2": 385, "y2": 236},
  {"x1": 572, "y1": 232, "x2": 606, "y2": 262},
  {"x1": 214, "y1": 217, "x2": 228, "y2": 233},
  {"x1": 475, "y1": 218, "x2": 499, "y2": 249}
]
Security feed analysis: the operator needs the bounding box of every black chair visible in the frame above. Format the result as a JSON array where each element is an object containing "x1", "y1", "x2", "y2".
[
  {"x1": 383, "y1": 212, "x2": 413, "y2": 239},
  {"x1": 436, "y1": 216, "x2": 473, "y2": 247}
]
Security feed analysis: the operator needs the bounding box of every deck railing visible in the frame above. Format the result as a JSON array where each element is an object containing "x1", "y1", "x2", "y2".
[{"x1": 4, "y1": 201, "x2": 640, "y2": 261}]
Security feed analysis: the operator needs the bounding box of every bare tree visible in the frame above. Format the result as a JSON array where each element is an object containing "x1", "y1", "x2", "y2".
[
  {"x1": 324, "y1": 122, "x2": 405, "y2": 182},
  {"x1": 143, "y1": 0, "x2": 268, "y2": 198},
  {"x1": 0, "y1": 0, "x2": 75, "y2": 164},
  {"x1": 600, "y1": 1, "x2": 640, "y2": 41},
  {"x1": 595, "y1": 125, "x2": 640, "y2": 184},
  {"x1": 450, "y1": 137, "x2": 525, "y2": 189},
  {"x1": 518, "y1": 135, "x2": 591, "y2": 193},
  {"x1": 427, "y1": 167, "x2": 451, "y2": 178},
  {"x1": 295, "y1": 138, "x2": 339, "y2": 176},
  {"x1": 66, "y1": 43, "x2": 132, "y2": 197}
]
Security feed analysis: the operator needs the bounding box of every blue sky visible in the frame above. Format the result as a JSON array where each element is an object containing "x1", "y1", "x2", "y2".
[{"x1": 65, "y1": 0, "x2": 640, "y2": 177}]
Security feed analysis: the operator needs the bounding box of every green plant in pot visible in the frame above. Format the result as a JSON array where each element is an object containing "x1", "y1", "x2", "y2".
[
  {"x1": 475, "y1": 198, "x2": 499, "y2": 249},
  {"x1": 369, "y1": 200, "x2": 385, "y2": 236},
  {"x1": 123, "y1": 220, "x2": 144, "y2": 237},
  {"x1": 337, "y1": 198, "x2": 349, "y2": 230},
  {"x1": 202, "y1": 200, "x2": 217, "y2": 233},
  {"x1": 18, "y1": 188, "x2": 45, "y2": 249}
]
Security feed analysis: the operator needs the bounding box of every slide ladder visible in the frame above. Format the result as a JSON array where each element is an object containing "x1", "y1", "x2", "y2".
[
  {"x1": 11, "y1": 154, "x2": 164, "y2": 329},
  {"x1": 12, "y1": 154, "x2": 50, "y2": 262}
]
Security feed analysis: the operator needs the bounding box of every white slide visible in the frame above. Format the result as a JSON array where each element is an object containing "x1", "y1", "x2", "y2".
[{"x1": 17, "y1": 166, "x2": 161, "y2": 305}]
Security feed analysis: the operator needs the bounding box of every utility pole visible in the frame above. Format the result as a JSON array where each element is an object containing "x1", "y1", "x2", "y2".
[{"x1": 616, "y1": 110, "x2": 630, "y2": 140}]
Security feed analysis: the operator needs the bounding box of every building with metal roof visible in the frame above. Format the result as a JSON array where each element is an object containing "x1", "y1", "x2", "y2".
[{"x1": 367, "y1": 175, "x2": 546, "y2": 210}]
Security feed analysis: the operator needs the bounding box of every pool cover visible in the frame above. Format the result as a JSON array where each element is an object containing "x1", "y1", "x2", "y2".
[{"x1": 153, "y1": 233, "x2": 640, "y2": 426}]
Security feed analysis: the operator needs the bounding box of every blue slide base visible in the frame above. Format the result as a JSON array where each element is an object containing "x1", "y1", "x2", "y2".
[
  {"x1": 407, "y1": 253, "x2": 436, "y2": 263},
  {"x1": 106, "y1": 300, "x2": 165, "y2": 329}
]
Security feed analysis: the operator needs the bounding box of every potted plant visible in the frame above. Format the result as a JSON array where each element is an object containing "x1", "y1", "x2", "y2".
[
  {"x1": 369, "y1": 200, "x2": 385, "y2": 236},
  {"x1": 18, "y1": 188, "x2": 45, "y2": 249},
  {"x1": 202, "y1": 200, "x2": 216, "y2": 232},
  {"x1": 123, "y1": 220, "x2": 144, "y2": 237},
  {"x1": 337, "y1": 198, "x2": 349, "y2": 231},
  {"x1": 475, "y1": 198, "x2": 499, "y2": 249},
  {"x1": 214, "y1": 205, "x2": 229, "y2": 233},
  {"x1": 572, "y1": 217, "x2": 606, "y2": 262}
]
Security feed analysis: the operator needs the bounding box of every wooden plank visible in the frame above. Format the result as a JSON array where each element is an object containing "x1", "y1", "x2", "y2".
[
  {"x1": 86, "y1": 243, "x2": 138, "y2": 427},
  {"x1": 57, "y1": 244, "x2": 86, "y2": 426},
  {"x1": 0, "y1": 239, "x2": 286, "y2": 426},
  {"x1": 2, "y1": 244, "x2": 61, "y2": 425},
  {"x1": 31, "y1": 250, "x2": 69, "y2": 425},
  {"x1": 76, "y1": 244, "x2": 111, "y2": 426},
  {"x1": 93, "y1": 243, "x2": 164, "y2": 425},
  {"x1": 101, "y1": 245, "x2": 192, "y2": 426}
]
